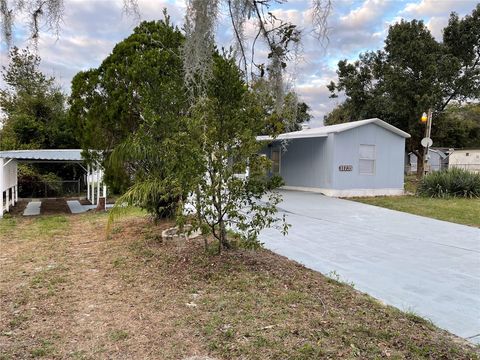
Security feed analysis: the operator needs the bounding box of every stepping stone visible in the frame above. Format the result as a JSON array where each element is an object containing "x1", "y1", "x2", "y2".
[
  {"x1": 23, "y1": 201, "x2": 41, "y2": 216},
  {"x1": 67, "y1": 200, "x2": 84, "y2": 214},
  {"x1": 67, "y1": 200, "x2": 98, "y2": 214}
]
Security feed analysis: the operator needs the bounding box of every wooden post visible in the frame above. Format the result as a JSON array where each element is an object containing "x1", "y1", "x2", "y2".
[{"x1": 423, "y1": 108, "x2": 433, "y2": 176}]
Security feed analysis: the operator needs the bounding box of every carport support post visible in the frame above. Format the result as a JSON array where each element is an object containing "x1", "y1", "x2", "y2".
[
  {"x1": 0, "y1": 158, "x2": 3, "y2": 218},
  {"x1": 90, "y1": 171, "x2": 94, "y2": 204},
  {"x1": 96, "y1": 166, "x2": 100, "y2": 206},
  {"x1": 90, "y1": 169, "x2": 94, "y2": 204},
  {"x1": 15, "y1": 167, "x2": 18, "y2": 203},
  {"x1": 103, "y1": 184, "x2": 107, "y2": 210},
  {"x1": 87, "y1": 165, "x2": 90, "y2": 202},
  {"x1": 5, "y1": 187, "x2": 9, "y2": 213}
]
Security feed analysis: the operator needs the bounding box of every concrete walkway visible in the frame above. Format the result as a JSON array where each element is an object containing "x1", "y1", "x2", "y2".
[
  {"x1": 259, "y1": 190, "x2": 480, "y2": 343},
  {"x1": 23, "y1": 201, "x2": 41, "y2": 216},
  {"x1": 67, "y1": 200, "x2": 114, "y2": 214},
  {"x1": 67, "y1": 200, "x2": 97, "y2": 214}
]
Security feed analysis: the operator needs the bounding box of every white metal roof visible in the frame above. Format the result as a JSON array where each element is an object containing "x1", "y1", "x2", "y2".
[
  {"x1": 257, "y1": 118, "x2": 411, "y2": 141},
  {"x1": 0, "y1": 149, "x2": 84, "y2": 161}
]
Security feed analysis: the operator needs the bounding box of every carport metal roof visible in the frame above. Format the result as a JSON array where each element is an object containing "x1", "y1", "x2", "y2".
[{"x1": 0, "y1": 149, "x2": 84, "y2": 162}]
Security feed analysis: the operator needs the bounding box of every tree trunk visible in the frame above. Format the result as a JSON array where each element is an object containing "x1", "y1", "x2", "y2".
[
  {"x1": 219, "y1": 219, "x2": 230, "y2": 251},
  {"x1": 414, "y1": 151, "x2": 424, "y2": 178}
]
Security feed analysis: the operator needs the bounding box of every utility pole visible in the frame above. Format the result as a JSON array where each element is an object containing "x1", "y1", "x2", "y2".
[{"x1": 422, "y1": 108, "x2": 433, "y2": 176}]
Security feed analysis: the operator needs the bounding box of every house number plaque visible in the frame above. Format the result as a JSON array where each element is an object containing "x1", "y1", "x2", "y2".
[{"x1": 339, "y1": 165, "x2": 353, "y2": 171}]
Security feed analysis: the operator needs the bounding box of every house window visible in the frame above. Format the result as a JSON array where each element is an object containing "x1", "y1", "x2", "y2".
[
  {"x1": 271, "y1": 148, "x2": 280, "y2": 175},
  {"x1": 359, "y1": 144, "x2": 376, "y2": 175}
]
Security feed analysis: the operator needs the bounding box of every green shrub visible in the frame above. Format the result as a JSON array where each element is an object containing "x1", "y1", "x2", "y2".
[{"x1": 417, "y1": 168, "x2": 480, "y2": 198}]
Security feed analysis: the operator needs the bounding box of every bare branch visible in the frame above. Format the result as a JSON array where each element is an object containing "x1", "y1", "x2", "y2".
[
  {"x1": 311, "y1": 0, "x2": 332, "y2": 45},
  {"x1": 0, "y1": 0, "x2": 13, "y2": 46}
]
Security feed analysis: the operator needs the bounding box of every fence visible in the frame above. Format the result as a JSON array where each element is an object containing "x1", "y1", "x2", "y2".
[
  {"x1": 448, "y1": 163, "x2": 480, "y2": 173},
  {"x1": 405, "y1": 163, "x2": 444, "y2": 174},
  {"x1": 19, "y1": 180, "x2": 83, "y2": 198},
  {"x1": 405, "y1": 163, "x2": 480, "y2": 174}
]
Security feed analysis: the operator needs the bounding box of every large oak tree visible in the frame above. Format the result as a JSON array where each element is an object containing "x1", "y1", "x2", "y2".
[{"x1": 327, "y1": 5, "x2": 480, "y2": 174}]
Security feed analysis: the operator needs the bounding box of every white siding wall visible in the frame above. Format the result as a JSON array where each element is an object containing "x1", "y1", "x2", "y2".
[
  {"x1": 449, "y1": 150, "x2": 480, "y2": 172},
  {"x1": 1, "y1": 158, "x2": 18, "y2": 217}
]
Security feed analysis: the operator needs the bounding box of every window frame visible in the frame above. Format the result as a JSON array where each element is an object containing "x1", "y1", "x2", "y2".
[
  {"x1": 271, "y1": 147, "x2": 281, "y2": 175},
  {"x1": 358, "y1": 144, "x2": 376, "y2": 176}
]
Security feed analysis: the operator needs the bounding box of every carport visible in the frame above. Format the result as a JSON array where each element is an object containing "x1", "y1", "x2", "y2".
[{"x1": 0, "y1": 149, "x2": 107, "y2": 217}]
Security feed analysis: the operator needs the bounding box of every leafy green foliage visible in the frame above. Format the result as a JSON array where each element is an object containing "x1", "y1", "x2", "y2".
[
  {"x1": 327, "y1": 5, "x2": 480, "y2": 173},
  {"x1": 72, "y1": 16, "x2": 287, "y2": 250},
  {"x1": 69, "y1": 16, "x2": 185, "y2": 194},
  {"x1": 251, "y1": 79, "x2": 311, "y2": 135},
  {"x1": 418, "y1": 168, "x2": 480, "y2": 198},
  {"x1": 432, "y1": 103, "x2": 480, "y2": 148},
  {"x1": 17, "y1": 165, "x2": 63, "y2": 198},
  {"x1": 108, "y1": 52, "x2": 288, "y2": 251},
  {"x1": 323, "y1": 102, "x2": 353, "y2": 125},
  {"x1": 181, "y1": 55, "x2": 288, "y2": 252},
  {"x1": 108, "y1": 129, "x2": 195, "y2": 220},
  {"x1": 0, "y1": 47, "x2": 77, "y2": 150},
  {"x1": 0, "y1": 47, "x2": 80, "y2": 192}
]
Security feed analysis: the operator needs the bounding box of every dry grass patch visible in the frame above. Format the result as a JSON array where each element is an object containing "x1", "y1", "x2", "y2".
[{"x1": 0, "y1": 211, "x2": 478, "y2": 359}]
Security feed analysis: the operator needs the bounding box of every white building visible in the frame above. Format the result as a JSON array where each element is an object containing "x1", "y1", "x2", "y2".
[{"x1": 449, "y1": 149, "x2": 480, "y2": 173}]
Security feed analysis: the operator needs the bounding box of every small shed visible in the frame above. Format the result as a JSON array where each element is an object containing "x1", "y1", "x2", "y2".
[
  {"x1": 408, "y1": 148, "x2": 449, "y2": 174},
  {"x1": 0, "y1": 149, "x2": 107, "y2": 217},
  {"x1": 258, "y1": 118, "x2": 410, "y2": 197}
]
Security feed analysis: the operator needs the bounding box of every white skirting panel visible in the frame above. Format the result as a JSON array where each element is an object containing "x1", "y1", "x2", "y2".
[{"x1": 281, "y1": 186, "x2": 405, "y2": 197}]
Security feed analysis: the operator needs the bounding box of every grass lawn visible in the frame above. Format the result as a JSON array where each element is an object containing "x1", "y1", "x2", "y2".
[
  {"x1": 351, "y1": 174, "x2": 480, "y2": 227},
  {"x1": 352, "y1": 196, "x2": 480, "y2": 227},
  {"x1": 1, "y1": 212, "x2": 478, "y2": 359}
]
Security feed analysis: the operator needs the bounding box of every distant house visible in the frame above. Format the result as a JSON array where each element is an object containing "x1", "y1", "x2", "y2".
[
  {"x1": 449, "y1": 149, "x2": 480, "y2": 173},
  {"x1": 408, "y1": 148, "x2": 449, "y2": 174},
  {"x1": 257, "y1": 118, "x2": 410, "y2": 197},
  {"x1": 407, "y1": 148, "x2": 480, "y2": 174}
]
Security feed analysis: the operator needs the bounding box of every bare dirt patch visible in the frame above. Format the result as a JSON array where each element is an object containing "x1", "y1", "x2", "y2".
[
  {"x1": 79, "y1": 199, "x2": 92, "y2": 206},
  {"x1": 39, "y1": 199, "x2": 71, "y2": 215},
  {"x1": 6, "y1": 200, "x2": 28, "y2": 216},
  {"x1": 0, "y1": 212, "x2": 478, "y2": 359}
]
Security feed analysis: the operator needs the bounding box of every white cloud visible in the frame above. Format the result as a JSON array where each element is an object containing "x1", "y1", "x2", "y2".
[
  {"x1": 426, "y1": 16, "x2": 448, "y2": 40},
  {"x1": 402, "y1": 0, "x2": 477, "y2": 17},
  {"x1": 3, "y1": 0, "x2": 476, "y2": 129},
  {"x1": 340, "y1": 0, "x2": 390, "y2": 29}
]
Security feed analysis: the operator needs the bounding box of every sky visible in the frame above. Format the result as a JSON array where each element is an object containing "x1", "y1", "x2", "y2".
[{"x1": 0, "y1": 0, "x2": 478, "y2": 127}]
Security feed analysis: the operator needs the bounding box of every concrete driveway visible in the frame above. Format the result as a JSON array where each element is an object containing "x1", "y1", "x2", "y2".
[{"x1": 259, "y1": 190, "x2": 480, "y2": 343}]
